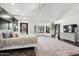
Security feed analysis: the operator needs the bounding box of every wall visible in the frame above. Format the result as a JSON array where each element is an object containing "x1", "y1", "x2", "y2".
[
  {"x1": 54, "y1": 4, "x2": 79, "y2": 42},
  {"x1": 0, "y1": 16, "x2": 36, "y2": 35},
  {"x1": 28, "y1": 22, "x2": 35, "y2": 34},
  {"x1": 18, "y1": 20, "x2": 35, "y2": 34},
  {"x1": 0, "y1": 15, "x2": 52, "y2": 35},
  {"x1": 18, "y1": 20, "x2": 52, "y2": 35},
  {"x1": 14, "y1": 16, "x2": 52, "y2": 35},
  {"x1": 55, "y1": 15, "x2": 79, "y2": 42},
  {"x1": 0, "y1": 15, "x2": 51, "y2": 35},
  {"x1": 14, "y1": 16, "x2": 36, "y2": 34}
]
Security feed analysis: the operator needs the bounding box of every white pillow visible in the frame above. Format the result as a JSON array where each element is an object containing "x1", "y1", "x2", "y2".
[{"x1": 16, "y1": 32, "x2": 22, "y2": 37}]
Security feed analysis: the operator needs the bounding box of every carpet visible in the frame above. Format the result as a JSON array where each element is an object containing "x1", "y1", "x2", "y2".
[
  {"x1": 36, "y1": 37, "x2": 79, "y2": 56},
  {"x1": 0, "y1": 47, "x2": 36, "y2": 56}
]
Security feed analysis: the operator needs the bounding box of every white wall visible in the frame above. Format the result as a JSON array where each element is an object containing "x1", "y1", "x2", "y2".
[
  {"x1": 54, "y1": 4, "x2": 79, "y2": 42},
  {"x1": 16, "y1": 16, "x2": 36, "y2": 34},
  {"x1": 28, "y1": 22, "x2": 36, "y2": 34},
  {"x1": 0, "y1": 15, "x2": 51, "y2": 35},
  {"x1": 15, "y1": 15, "x2": 52, "y2": 35},
  {"x1": 55, "y1": 15, "x2": 79, "y2": 42}
]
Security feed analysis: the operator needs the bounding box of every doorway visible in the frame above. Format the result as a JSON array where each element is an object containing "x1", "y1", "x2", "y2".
[
  {"x1": 20, "y1": 23, "x2": 28, "y2": 34},
  {"x1": 54, "y1": 24, "x2": 60, "y2": 39}
]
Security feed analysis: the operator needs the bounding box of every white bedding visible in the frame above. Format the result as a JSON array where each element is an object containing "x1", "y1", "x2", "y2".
[{"x1": 0, "y1": 35, "x2": 37, "y2": 50}]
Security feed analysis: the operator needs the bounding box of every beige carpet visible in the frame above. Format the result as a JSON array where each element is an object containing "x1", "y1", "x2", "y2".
[{"x1": 36, "y1": 37, "x2": 79, "y2": 56}]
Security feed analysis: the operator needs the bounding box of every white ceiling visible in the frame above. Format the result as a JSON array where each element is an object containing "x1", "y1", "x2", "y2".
[
  {"x1": 0, "y1": 3, "x2": 79, "y2": 23},
  {"x1": 0, "y1": 3, "x2": 38, "y2": 15}
]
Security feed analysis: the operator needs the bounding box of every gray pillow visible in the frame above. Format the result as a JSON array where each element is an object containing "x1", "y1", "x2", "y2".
[{"x1": 2, "y1": 32, "x2": 11, "y2": 38}]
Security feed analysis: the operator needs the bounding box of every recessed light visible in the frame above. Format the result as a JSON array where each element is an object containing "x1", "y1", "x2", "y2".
[
  {"x1": 24, "y1": 17, "x2": 26, "y2": 19},
  {"x1": 11, "y1": 3, "x2": 15, "y2": 5},
  {"x1": 22, "y1": 13, "x2": 25, "y2": 15},
  {"x1": 15, "y1": 9, "x2": 19, "y2": 12}
]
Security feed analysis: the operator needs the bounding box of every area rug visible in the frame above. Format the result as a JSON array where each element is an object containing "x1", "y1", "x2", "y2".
[{"x1": 0, "y1": 47, "x2": 36, "y2": 56}]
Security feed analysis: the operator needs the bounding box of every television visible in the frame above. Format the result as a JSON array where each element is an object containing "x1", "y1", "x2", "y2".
[{"x1": 63, "y1": 24, "x2": 77, "y2": 33}]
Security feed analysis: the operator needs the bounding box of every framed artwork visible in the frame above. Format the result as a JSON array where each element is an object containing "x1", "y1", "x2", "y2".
[
  {"x1": 20, "y1": 23, "x2": 28, "y2": 34},
  {"x1": 38, "y1": 26, "x2": 44, "y2": 33}
]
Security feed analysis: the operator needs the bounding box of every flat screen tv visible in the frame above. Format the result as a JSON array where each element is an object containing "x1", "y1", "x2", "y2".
[{"x1": 63, "y1": 24, "x2": 77, "y2": 33}]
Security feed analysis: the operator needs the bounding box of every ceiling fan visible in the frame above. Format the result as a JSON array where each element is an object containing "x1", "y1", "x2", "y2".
[{"x1": 38, "y1": 3, "x2": 45, "y2": 11}]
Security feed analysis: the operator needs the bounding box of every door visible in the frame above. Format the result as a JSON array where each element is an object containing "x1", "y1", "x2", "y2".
[
  {"x1": 20, "y1": 23, "x2": 28, "y2": 34},
  {"x1": 54, "y1": 24, "x2": 60, "y2": 39}
]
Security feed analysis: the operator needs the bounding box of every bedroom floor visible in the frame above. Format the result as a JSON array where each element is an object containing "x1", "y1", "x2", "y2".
[
  {"x1": 36, "y1": 37, "x2": 79, "y2": 56},
  {"x1": 1, "y1": 36, "x2": 79, "y2": 56}
]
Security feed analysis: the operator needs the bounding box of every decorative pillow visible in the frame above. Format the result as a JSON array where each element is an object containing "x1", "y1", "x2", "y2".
[
  {"x1": 16, "y1": 32, "x2": 22, "y2": 37},
  {"x1": 2, "y1": 32, "x2": 11, "y2": 38},
  {"x1": 11, "y1": 32, "x2": 18, "y2": 38}
]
